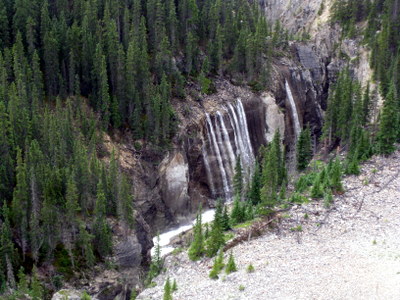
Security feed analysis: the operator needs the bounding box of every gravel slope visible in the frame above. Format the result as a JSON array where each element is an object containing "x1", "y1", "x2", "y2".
[{"x1": 138, "y1": 151, "x2": 400, "y2": 300}]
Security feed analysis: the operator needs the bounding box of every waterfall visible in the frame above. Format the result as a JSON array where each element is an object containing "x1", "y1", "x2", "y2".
[
  {"x1": 202, "y1": 99, "x2": 255, "y2": 200},
  {"x1": 217, "y1": 111, "x2": 236, "y2": 173},
  {"x1": 202, "y1": 144, "x2": 215, "y2": 196},
  {"x1": 205, "y1": 114, "x2": 230, "y2": 199},
  {"x1": 285, "y1": 80, "x2": 301, "y2": 140}
]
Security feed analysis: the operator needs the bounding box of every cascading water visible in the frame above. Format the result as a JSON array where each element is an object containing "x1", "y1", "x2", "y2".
[
  {"x1": 202, "y1": 99, "x2": 255, "y2": 200},
  {"x1": 285, "y1": 80, "x2": 301, "y2": 140},
  {"x1": 205, "y1": 114, "x2": 230, "y2": 199}
]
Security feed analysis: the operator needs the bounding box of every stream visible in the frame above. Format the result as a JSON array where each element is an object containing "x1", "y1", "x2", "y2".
[{"x1": 151, "y1": 209, "x2": 216, "y2": 257}]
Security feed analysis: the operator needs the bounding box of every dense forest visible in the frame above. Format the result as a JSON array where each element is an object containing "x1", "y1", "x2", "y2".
[
  {"x1": 1, "y1": 0, "x2": 400, "y2": 298},
  {"x1": 0, "y1": 0, "x2": 277, "y2": 297}
]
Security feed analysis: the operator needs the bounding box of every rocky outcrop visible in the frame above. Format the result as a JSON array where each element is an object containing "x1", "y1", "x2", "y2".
[{"x1": 159, "y1": 152, "x2": 190, "y2": 220}]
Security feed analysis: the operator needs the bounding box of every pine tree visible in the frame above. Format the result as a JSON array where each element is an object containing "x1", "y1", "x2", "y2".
[
  {"x1": 230, "y1": 195, "x2": 244, "y2": 225},
  {"x1": 65, "y1": 171, "x2": 81, "y2": 266},
  {"x1": 297, "y1": 126, "x2": 312, "y2": 171},
  {"x1": 130, "y1": 289, "x2": 137, "y2": 300},
  {"x1": 329, "y1": 158, "x2": 344, "y2": 194},
  {"x1": 209, "y1": 249, "x2": 224, "y2": 279},
  {"x1": 172, "y1": 279, "x2": 177, "y2": 292},
  {"x1": 93, "y1": 179, "x2": 112, "y2": 258},
  {"x1": 78, "y1": 223, "x2": 95, "y2": 268},
  {"x1": 376, "y1": 83, "x2": 398, "y2": 155},
  {"x1": 118, "y1": 175, "x2": 135, "y2": 233},
  {"x1": 0, "y1": 101, "x2": 14, "y2": 202},
  {"x1": 260, "y1": 131, "x2": 284, "y2": 208},
  {"x1": 17, "y1": 266, "x2": 28, "y2": 294},
  {"x1": 163, "y1": 277, "x2": 173, "y2": 300},
  {"x1": 206, "y1": 215, "x2": 225, "y2": 257},
  {"x1": 233, "y1": 156, "x2": 243, "y2": 198},
  {"x1": 11, "y1": 148, "x2": 29, "y2": 258},
  {"x1": 248, "y1": 162, "x2": 261, "y2": 205},
  {"x1": 310, "y1": 172, "x2": 324, "y2": 199},
  {"x1": 221, "y1": 205, "x2": 231, "y2": 231},
  {"x1": 188, "y1": 212, "x2": 204, "y2": 260},
  {"x1": 30, "y1": 266, "x2": 43, "y2": 300},
  {"x1": 1, "y1": 203, "x2": 16, "y2": 294},
  {"x1": 225, "y1": 252, "x2": 237, "y2": 274}
]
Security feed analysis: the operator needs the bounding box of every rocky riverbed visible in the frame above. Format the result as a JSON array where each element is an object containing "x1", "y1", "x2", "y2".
[{"x1": 138, "y1": 151, "x2": 400, "y2": 300}]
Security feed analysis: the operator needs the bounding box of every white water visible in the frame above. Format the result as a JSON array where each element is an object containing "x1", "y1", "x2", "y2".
[
  {"x1": 285, "y1": 80, "x2": 301, "y2": 140},
  {"x1": 202, "y1": 100, "x2": 255, "y2": 198},
  {"x1": 202, "y1": 143, "x2": 216, "y2": 196},
  {"x1": 237, "y1": 100, "x2": 255, "y2": 177},
  {"x1": 151, "y1": 209, "x2": 215, "y2": 257},
  {"x1": 217, "y1": 111, "x2": 236, "y2": 174},
  {"x1": 206, "y1": 114, "x2": 230, "y2": 199}
]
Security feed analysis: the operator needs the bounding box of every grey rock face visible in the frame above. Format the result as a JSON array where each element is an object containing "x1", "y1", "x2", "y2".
[
  {"x1": 114, "y1": 234, "x2": 142, "y2": 269},
  {"x1": 159, "y1": 152, "x2": 190, "y2": 217}
]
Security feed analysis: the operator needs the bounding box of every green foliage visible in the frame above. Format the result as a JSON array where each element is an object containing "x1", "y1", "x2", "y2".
[
  {"x1": 206, "y1": 217, "x2": 225, "y2": 257},
  {"x1": 188, "y1": 213, "x2": 204, "y2": 261},
  {"x1": 221, "y1": 205, "x2": 231, "y2": 231},
  {"x1": 233, "y1": 156, "x2": 243, "y2": 198},
  {"x1": 297, "y1": 127, "x2": 313, "y2": 171},
  {"x1": 329, "y1": 158, "x2": 344, "y2": 193},
  {"x1": 163, "y1": 277, "x2": 173, "y2": 300},
  {"x1": 248, "y1": 162, "x2": 262, "y2": 205},
  {"x1": 225, "y1": 252, "x2": 237, "y2": 274},
  {"x1": 209, "y1": 250, "x2": 224, "y2": 279},
  {"x1": 376, "y1": 84, "x2": 399, "y2": 155},
  {"x1": 230, "y1": 196, "x2": 245, "y2": 226},
  {"x1": 260, "y1": 131, "x2": 287, "y2": 208},
  {"x1": 147, "y1": 235, "x2": 163, "y2": 286},
  {"x1": 246, "y1": 264, "x2": 255, "y2": 273},
  {"x1": 172, "y1": 279, "x2": 178, "y2": 292},
  {"x1": 81, "y1": 291, "x2": 92, "y2": 300},
  {"x1": 324, "y1": 190, "x2": 334, "y2": 208},
  {"x1": 130, "y1": 289, "x2": 137, "y2": 300}
]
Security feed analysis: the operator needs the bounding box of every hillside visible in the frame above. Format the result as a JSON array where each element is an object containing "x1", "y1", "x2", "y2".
[
  {"x1": 138, "y1": 150, "x2": 400, "y2": 299},
  {"x1": 1, "y1": 0, "x2": 400, "y2": 299}
]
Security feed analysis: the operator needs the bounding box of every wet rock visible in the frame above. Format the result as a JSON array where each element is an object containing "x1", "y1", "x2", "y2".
[
  {"x1": 159, "y1": 152, "x2": 190, "y2": 216},
  {"x1": 114, "y1": 234, "x2": 142, "y2": 269}
]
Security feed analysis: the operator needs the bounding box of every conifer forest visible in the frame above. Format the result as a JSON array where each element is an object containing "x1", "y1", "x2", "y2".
[{"x1": 0, "y1": 0, "x2": 400, "y2": 299}]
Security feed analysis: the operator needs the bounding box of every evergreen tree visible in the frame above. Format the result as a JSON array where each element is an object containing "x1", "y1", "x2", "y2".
[
  {"x1": 93, "y1": 179, "x2": 112, "y2": 258},
  {"x1": 163, "y1": 277, "x2": 173, "y2": 300},
  {"x1": 310, "y1": 172, "x2": 324, "y2": 199},
  {"x1": 30, "y1": 266, "x2": 43, "y2": 300},
  {"x1": 0, "y1": 203, "x2": 15, "y2": 291},
  {"x1": 225, "y1": 252, "x2": 237, "y2": 274},
  {"x1": 188, "y1": 212, "x2": 204, "y2": 260},
  {"x1": 78, "y1": 223, "x2": 95, "y2": 268},
  {"x1": 248, "y1": 162, "x2": 261, "y2": 206},
  {"x1": 329, "y1": 158, "x2": 344, "y2": 194},
  {"x1": 230, "y1": 195, "x2": 244, "y2": 225},
  {"x1": 206, "y1": 215, "x2": 225, "y2": 257},
  {"x1": 118, "y1": 175, "x2": 135, "y2": 232},
  {"x1": 233, "y1": 156, "x2": 243, "y2": 198},
  {"x1": 11, "y1": 148, "x2": 29, "y2": 258},
  {"x1": 172, "y1": 279, "x2": 177, "y2": 292},
  {"x1": 376, "y1": 83, "x2": 398, "y2": 155},
  {"x1": 0, "y1": 101, "x2": 14, "y2": 202},
  {"x1": 209, "y1": 249, "x2": 224, "y2": 279},
  {"x1": 221, "y1": 205, "x2": 231, "y2": 231},
  {"x1": 297, "y1": 127, "x2": 313, "y2": 171},
  {"x1": 260, "y1": 131, "x2": 285, "y2": 208}
]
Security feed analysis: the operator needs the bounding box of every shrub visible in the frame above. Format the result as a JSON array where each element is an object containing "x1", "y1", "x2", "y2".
[{"x1": 246, "y1": 264, "x2": 255, "y2": 273}]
